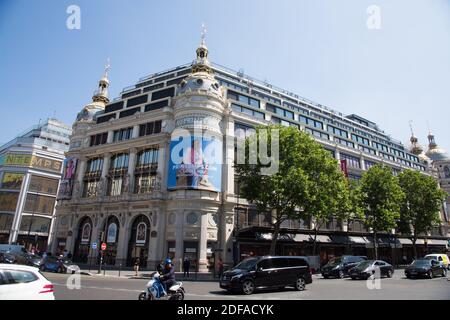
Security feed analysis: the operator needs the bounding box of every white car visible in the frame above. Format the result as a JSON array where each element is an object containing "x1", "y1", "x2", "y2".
[{"x1": 0, "y1": 264, "x2": 55, "y2": 300}]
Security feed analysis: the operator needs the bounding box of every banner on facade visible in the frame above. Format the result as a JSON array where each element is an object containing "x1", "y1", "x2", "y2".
[
  {"x1": 57, "y1": 158, "x2": 78, "y2": 200},
  {"x1": 168, "y1": 135, "x2": 222, "y2": 192},
  {"x1": 0, "y1": 173, "x2": 24, "y2": 190},
  {"x1": 340, "y1": 159, "x2": 348, "y2": 178}
]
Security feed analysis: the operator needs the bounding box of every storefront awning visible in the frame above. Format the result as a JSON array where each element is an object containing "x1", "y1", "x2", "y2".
[
  {"x1": 398, "y1": 238, "x2": 413, "y2": 245},
  {"x1": 427, "y1": 239, "x2": 448, "y2": 246},
  {"x1": 348, "y1": 236, "x2": 367, "y2": 244}
]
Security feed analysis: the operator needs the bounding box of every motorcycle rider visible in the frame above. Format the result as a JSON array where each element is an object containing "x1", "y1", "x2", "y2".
[{"x1": 160, "y1": 258, "x2": 176, "y2": 293}]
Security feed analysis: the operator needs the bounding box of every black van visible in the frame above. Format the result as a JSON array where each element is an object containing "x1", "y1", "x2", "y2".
[
  {"x1": 220, "y1": 256, "x2": 312, "y2": 295},
  {"x1": 321, "y1": 255, "x2": 367, "y2": 279}
]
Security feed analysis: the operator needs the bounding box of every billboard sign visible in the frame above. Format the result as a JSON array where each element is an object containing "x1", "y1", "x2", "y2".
[{"x1": 168, "y1": 135, "x2": 222, "y2": 192}]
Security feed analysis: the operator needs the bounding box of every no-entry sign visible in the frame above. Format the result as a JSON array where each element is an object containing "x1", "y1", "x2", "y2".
[{"x1": 101, "y1": 243, "x2": 107, "y2": 251}]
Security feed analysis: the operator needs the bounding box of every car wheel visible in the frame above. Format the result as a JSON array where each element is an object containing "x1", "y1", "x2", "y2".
[
  {"x1": 295, "y1": 277, "x2": 306, "y2": 291},
  {"x1": 387, "y1": 270, "x2": 393, "y2": 278},
  {"x1": 241, "y1": 280, "x2": 255, "y2": 295},
  {"x1": 428, "y1": 270, "x2": 433, "y2": 279},
  {"x1": 350, "y1": 276, "x2": 357, "y2": 280},
  {"x1": 442, "y1": 269, "x2": 447, "y2": 277},
  {"x1": 338, "y1": 271, "x2": 345, "y2": 279}
]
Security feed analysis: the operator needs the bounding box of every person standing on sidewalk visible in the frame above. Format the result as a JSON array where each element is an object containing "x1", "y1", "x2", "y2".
[
  {"x1": 134, "y1": 257, "x2": 140, "y2": 276},
  {"x1": 217, "y1": 257, "x2": 224, "y2": 278},
  {"x1": 183, "y1": 257, "x2": 191, "y2": 278}
]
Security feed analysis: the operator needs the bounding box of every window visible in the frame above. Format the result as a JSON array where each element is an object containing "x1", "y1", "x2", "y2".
[
  {"x1": 110, "y1": 153, "x2": 129, "y2": 170},
  {"x1": 86, "y1": 158, "x2": 104, "y2": 173},
  {"x1": 145, "y1": 100, "x2": 168, "y2": 112},
  {"x1": 4, "y1": 270, "x2": 37, "y2": 284},
  {"x1": 365, "y1": 160, "x2": 377, "y2": 170},
  {"x1": 391, "y1": 148, "x2": 405, "y2": 158},
  {"x1": 372, "y1": 141, "x2": 389, "y2": 152},
  {"x1": 258, "y1": 259, "x2": 274, "y2": 270},
  {"x1": 113, "y1": 127, "x2": 133, "y2": 142},
  {"x1": 327, "y1": 125, "x2": 348, "y2": 139},
  {"x1": 139, "y1": 121, "x2": 162, "y2": 137},
  {"x1": 136, "y1": 148, "x2": 159, "y2": 167},
  {"x1": 335, "y1": 137, "x2": 355, "y2": 148},
  {"x1": 104, "y1": 101, "x2": 124, "y2": 113},
  {"x1": 126, "y1": 94, "x2": 148, "y2": 107},
  {"x1": 134, "y1": 174, "x2": 157, "y2": 194},
  {"x1": 227, "y1": 90, "x2": 260, "y2": 108},
  {"x1": 119, "y1": 107, "x2": 140, "y2": 118},
  {"x1": 231, "y1": 104, "x2": 265, "y2": 119},
  {"x1": 340, "y1": 153, "x2": 361, "y2": 169},
  {"x1": 305, "y1": 127, "x2": 329, "y2": 140},
  {"x1": 122, "y1": 89, "x2": 141, "y2": 99},
  {"x1": 97, "y1": 114, "x2": 116, "y2": 124},
  {"x1": 299, "y1": 116, "x2": 323, "y2": 130},
  {"x1": 151, "y1": 87, "x2": 175, "y2": 101},
  {"x1": 351, "y1": 134, "x2": 369, "y2": 146},
  {"x1": 358, "y1": 145, "x2": 377, "y2": 155},
  {"x1": 272, "y1": 258, "x2": 289, "y2": 269},
  {"x1": 143, "y1": 83, "x2": 164, "y2": 93},
  {"x1": 266, "y1": 103, "x2": 294, "y2": 119},
  {"x1": 380, "y1": 152, "x2": 395, "y2": 161},
  {"x1": 23, "y1": 194, "x2": 56, "y2": 215},
  {"x1": 83, "y1": 180, "x2": 100, "y2": 198},
  {"x1": 234, "y1": 123, "x2": 256, "y2": 140},
  {"x1": 90, "y1": 132, "x2": 108, "y2": 146}
]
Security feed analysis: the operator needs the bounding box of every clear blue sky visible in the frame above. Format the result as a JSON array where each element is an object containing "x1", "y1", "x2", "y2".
[{"x1": 0, "y1": 0, "x2": 449, "y2": 152}]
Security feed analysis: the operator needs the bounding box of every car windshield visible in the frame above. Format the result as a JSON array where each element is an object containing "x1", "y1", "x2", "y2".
[
  {"x1": 354, "y1": 261, "x2": 372, "y2": 270},
  {"x1": 234, "y1": 258, "x2": 258, "y2": 270},
  {"x1": 424, "y1": 256, "x2": 437, "y2": 261},
  {"x1": 411, "y1": 260, "x2": 430, "y2": 267},
  {"x1": 326, "y1": 258, "x2": 342, "y2": 266}
]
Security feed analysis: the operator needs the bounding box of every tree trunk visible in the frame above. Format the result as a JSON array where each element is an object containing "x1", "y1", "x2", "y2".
[
  {"x1": 373, "y1": 231, "x2": 378, "y2": 260},
  {"x1": 269, "y1": 223, "x2": 281, "y2": 255},
  {"x1": 312, "y1": 229, "x2": 319, "y2": 256},
  {"x1": 412, "y1": 236, "x2": 417, "y2": 260}
]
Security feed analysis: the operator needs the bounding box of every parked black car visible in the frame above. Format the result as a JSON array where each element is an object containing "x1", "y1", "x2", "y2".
[
  {"x1": 0, "y1": 252, "x2": 15, "y2": 264},
  {"x1": 321, "y1": 256, "x2": 367, "y2": 279},
  {"x1": 405, "y1": 259, "x2": 447, "y2": 279},
  {"x1": 220, "y1": 256, "x2": 312, "y2": 295},
  {"x1": 349, "y1": 260, "x2": 394, "y2": 280}
]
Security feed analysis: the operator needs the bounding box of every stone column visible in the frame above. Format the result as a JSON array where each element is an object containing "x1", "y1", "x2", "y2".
[
  {"x1": 132, "y1": 125, "x2": 140, "y2": 139},
  {"x1": 115, "y1": 220, "x2": 128, "y2": 267},
  {"x1": 107, "y1": 130, "x2": 114, "y2": 144},
  {"x1": 174, "y1": 211, "x2": 184, "y2": 272},
  {"x1": 75, "y1": 157, "x2": 87, "y2": 198},
  {"x1": 127, "y1": 148, "x2": 137, "y2": 193},
  {"x1": 157, "y1": 144, "x2": 167, "y2": 191},
  {"x1": 101, "y1": 153, "x2": 111, "y2": 178},
  {"x1": 148, "y1": 210, "x2": 166, "y2": 269},
  {"x1": 198, "y1": 212, "x2": 208, "y2": 272}
]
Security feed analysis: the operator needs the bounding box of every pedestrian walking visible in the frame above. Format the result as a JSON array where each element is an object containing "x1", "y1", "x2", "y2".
[
  {"x1": 134, "y1": 257, "x2": 140, "y2": 276},
  {"x1": 217, "y1": 257, "x2": 224, "y2": 278},
  {"x1": 183, "y1": 257, "x2": 191, "y2": 278}
]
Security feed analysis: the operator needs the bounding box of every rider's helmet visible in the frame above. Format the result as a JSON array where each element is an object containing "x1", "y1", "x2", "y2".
[{"x1": 165, "y1": 258, "x2": 172, "y2": 265}]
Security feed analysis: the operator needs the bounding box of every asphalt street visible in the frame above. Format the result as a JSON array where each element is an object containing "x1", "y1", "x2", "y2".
[{"x1": 44, "y1": 270, "x2": 450, "y2": 300}]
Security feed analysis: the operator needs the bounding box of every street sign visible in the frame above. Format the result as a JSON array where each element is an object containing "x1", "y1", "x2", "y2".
[
  {"x1": 101, "y1": 243, "x2": 107, "y2": 251},
  {"x1": 91, "y1": 242, "x2": 97, "y2": 250}
]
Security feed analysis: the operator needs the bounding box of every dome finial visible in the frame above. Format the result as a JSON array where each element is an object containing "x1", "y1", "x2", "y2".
[
  {"x1": 408, "y1": 120, "x2": 423, "y2": 155},
  {"x1": 201, "y1": 22, "x2": 207, "y2": 47},
  {"x1": 92, "y1": 59, "x2": 110, "y2": 104},
  {"x1": 192, "y1": 23, "x2": 212, "y2": 74}
]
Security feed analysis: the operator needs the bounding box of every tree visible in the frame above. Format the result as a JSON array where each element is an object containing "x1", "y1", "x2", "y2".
[
  {"x1": 340, "y1": 179, "x2": 364, "y2": 254},
  {"x1": 359, "y1": 165, "x2": 404, "y2": 259},
  {"x1": 398, "y1": 169, "x2": 447, "y2": 258},
  {"x1": 235, "y1": 125, "x2": 348, "y2": 255}
]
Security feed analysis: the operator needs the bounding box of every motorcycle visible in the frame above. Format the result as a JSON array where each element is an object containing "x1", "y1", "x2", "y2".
[{"x1": 138, "y1": 271, "x2": 185, "y2": 300}]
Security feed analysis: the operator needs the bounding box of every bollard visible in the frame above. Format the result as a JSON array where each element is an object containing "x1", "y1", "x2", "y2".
[
  {"x1": 103, "y1": 265, "x2": 106, "y2": 276},
  {"x1": 119, "y1": 264, "x2": 121, "y2": 277}
]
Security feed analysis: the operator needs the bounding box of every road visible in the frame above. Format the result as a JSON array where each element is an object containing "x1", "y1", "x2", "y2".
[{"x1": 44, "y1": 271, "x2": 450, "y2": 300}]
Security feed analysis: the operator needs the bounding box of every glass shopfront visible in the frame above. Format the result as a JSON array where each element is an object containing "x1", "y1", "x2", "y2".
[
  {"x1": 103, "y1": 216, "x2": 120, "y2": 265},
  {"x1": 127, "y1": 215, "x2": 150, "y2": 267},
  {"x1": 73, "y1": 216, "x2": 92, "y2": 263}
]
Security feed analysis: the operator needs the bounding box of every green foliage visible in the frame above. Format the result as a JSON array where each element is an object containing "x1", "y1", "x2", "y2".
[
  {"x1": 235, "y1": 125, "x2": 350, "y2": 254},
  {"x1": 398, "y1": 169, "x2": 447, "y2": 238}
]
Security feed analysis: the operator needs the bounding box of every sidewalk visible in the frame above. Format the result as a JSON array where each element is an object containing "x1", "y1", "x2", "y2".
[{"x1": 77, "y1": 267, "x2": 218, "y2": 282}]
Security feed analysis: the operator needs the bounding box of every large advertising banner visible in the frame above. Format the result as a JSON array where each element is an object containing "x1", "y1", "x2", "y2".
[
  {"x1": 57, "y1": 158, "x2": 78, "y2": 200},
  {"x1": 0, "y1": 173, "x2": 25, "y2": 190},
  {"x1": 0, "y1": 154, "x2": 62, "y2": 172},
  {"x1": 168, "y1": 135, "x2": 222, "y2": 192}
]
